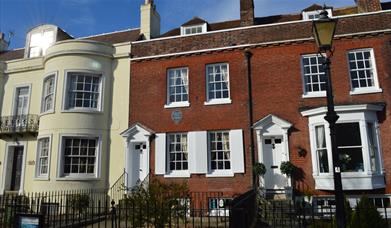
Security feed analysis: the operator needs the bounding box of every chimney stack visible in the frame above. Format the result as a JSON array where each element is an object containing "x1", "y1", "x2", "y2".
[
  {"x1": 140, "y1": 0, "x2": 161, "y2": 39},
  {"x1": 0, "y1": 33, "x2": 9, "y2": 52},
  {"x1": 355, "y1": 0, "x2": 382, "y2": 12},
  {"x1": 240, "y1": 0, "x2": 255, "y2": 26}
]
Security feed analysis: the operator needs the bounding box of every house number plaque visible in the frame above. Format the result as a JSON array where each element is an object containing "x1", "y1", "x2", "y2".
[{"x1": 171, "y1": 110, "x2": 182, "y2": 124}]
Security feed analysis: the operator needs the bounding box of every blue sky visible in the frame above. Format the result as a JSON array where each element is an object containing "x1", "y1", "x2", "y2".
[{"x1": 0, "y1": 0, "x2": 385, "y2": 49}]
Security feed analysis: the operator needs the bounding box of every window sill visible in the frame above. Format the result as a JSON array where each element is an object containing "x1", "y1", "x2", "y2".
[
  {"x1": 164, "y1": 102, "x2": 190, "y2": 109},
  {"x1": 350, "y1": 88, "x2": 383, "y2": 95},
  {"x1": 314, "y1": 173, "x2": 385, "y2": 190},
  {"x1": 164, "y1": 171, "x2": 190, "y2": 178},
  {"x1": 61, "y1": 108, "x2": 103, "y2": 114},
  {"x1": 56, "y1": 176, "x2": 100, "y2": 181},
  {"x1": 34, "y1": 176, "x2": 50, "y2": 181},
  {"x1": 40, "y1": 110, "x2": 55, "y2": 117},
  {"x1": 302, "y1": 92, "x2": 326, "y2": 99},
  {"x1": 204, "y1": 99, "x2": 232, "y2": 106},
  {"x1": 206, "y1": 171, "x2": 234, "y2": 178}
]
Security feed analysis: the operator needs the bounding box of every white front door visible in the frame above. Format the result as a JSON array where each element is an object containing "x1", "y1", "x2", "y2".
[
  {"x1": 129, "y1": 142, "x2": 147, "y2": 187},
  {"x1": 263, "y1": 137, "x2": 287, "y2": 189}
]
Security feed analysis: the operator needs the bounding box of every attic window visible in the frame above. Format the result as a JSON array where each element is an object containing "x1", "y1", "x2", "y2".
[
  {"x1": 181, "y1": 23, "x2": 207, "y2": 35},
  {"x1": 25, "y1": 25, "x2": 58, "y2": 58},
  {"x1": 302, "y1": 9, "x2": 333, "y2": 20}
]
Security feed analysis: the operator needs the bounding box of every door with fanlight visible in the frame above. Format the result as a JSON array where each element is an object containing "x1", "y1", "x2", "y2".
[{"x1": 263, "y1": 137, "x2": 288, "y2": 190}]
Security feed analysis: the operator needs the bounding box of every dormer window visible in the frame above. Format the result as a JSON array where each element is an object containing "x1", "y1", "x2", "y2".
[
  {"x1": 25, "y1": 24, "x2": 58, "y2": 58},
  {"x1": 180, "y1": 17, "x2": 208, "y2": 36},
  {"x1": 181, "y1": 24, "x2": 207, "y2": 35},
  {"x1": 302, "y1": 8, "x2": 333, "y2": 20},
  {"x1": 29, "y1": 30, "x2": 54, "y2": 57}
]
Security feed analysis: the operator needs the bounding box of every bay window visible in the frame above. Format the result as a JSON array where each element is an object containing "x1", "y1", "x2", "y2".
[
  {"x1": 302, "y1": 104, "x2": 384, "y2": 190},
  {"x1": 41, "y1": 74, "x2": 56, "y2": 113},
  {"x1": 64, "y1": 72, "x2": 102, "y2": 111}
]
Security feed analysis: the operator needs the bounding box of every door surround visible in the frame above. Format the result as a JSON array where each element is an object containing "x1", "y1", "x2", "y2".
[
  {"x1": 1, "y1": 141, "x2": 28, "y2": 194},
  {"x1": 121, "y1": 123, "x2": 154, "y2": 190},
  {"x1": 253, "y1": 114, "x2": 292, "y2": 189}
]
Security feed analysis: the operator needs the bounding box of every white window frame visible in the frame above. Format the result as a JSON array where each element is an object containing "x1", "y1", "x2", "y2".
[
  {"x1": 301, "y1": 54, "x2": 327, "y2": 98},
  {"x1": 25, "y1": 25, "x2": 57, "y2": 58},
  {"x1": 302, "y1": 9, "x2": 333, "y2": 21},
  {"x1": 180, "y1": 23, "x2": 207, "y2": 35},
  {"x1": 11, "y1": 84, "x2": 31, "y2": 116},
  {"x1": 57, "y1": 134, "x2": 102, "y2": 180},
  {"x1": 40, "y1": 72, "x2": 57, "y2": 114},
  {"x1": 204, "y1": 63, "x2": 231, "y2": 105},
  {"x1": 207, "y1": 130, "x2": 233, "y2": 177},
  {"x1": 165, "y1": 133, "x2": 190, "y2": 178},
  {"x1": 35, "y1": 135, "x2": 52, "y2": 179},
  {"x1": 302, "y1": 104, "x2": 385, "y2": 190},
  {"x1": 62, "y1": 70, "x2": 104, "y2": 113},
  {"x1": 347, "y1": 48, "x2": 382, "y2": 95},
  {"x1": 164, "y1": 67, "x2": 190, "y2": 109}
]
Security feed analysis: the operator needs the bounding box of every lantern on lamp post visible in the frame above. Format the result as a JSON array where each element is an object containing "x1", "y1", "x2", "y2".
[{"x1": 312, "y1": 7, "x2": 346, "y2": 228}]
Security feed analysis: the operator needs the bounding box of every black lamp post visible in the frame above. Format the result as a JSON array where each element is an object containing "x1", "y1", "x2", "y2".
[{"x1": 312, "y1": 8, "x2": 346, "y2": 228}]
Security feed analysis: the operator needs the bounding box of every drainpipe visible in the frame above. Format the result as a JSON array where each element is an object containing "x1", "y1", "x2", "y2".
[{"x1": 244, "y1": 50, "x2": 256, "y2": 189}]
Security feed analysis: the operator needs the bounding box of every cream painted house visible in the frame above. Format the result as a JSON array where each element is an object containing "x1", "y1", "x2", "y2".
[{"x1": 0, "y1": 0, "x2": 159, "y2": 194}]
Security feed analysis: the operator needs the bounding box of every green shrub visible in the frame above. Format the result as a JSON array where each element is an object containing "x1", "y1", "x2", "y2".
[
  {"x1": 280, "y1": 161, "x2": 296, "y2": 176},
  {"x1": 67, "y1": 194, "x2": 90, "y2": 214},
  {"x1": 349, "y1": 196, "x2": 386, "y2": 228},
  {"x1": 253, "y1": 162, "x2": 266, "y2": 176}
]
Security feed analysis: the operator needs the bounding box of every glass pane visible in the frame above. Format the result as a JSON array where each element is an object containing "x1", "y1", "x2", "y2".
[
  {"x1": 318, "y1": 149, "x2": 329, "y2": 173},
  {"x1": 336, "y1": 123, "x2": 362, "y2": 147},
  {"x1": 338, "y1": 147, "x2": 364, "y2": 172}
]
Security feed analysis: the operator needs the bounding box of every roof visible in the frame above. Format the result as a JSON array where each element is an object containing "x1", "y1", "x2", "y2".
[
  {"x1": 181, "y1": 17, "x2": 208, "y2": 26},
  {"x1": 0, "y1": 28, "x2": 141, "y2": 61},
  {"x1": 161, "y1": 5, "x2": 359, "y2": 37}
]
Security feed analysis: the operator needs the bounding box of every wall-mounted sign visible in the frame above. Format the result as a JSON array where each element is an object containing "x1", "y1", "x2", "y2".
[
  {"x1": 28, "y1": 161, "x2": 35, "y2": 166},
  {"x1": 171, "y1": 110, "x2": 183, "y2": 124}
]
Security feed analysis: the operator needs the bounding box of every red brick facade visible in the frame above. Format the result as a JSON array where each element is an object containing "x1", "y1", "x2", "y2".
[{"x1": 129, "y1": 3, "x2": 391, "y2": 197}]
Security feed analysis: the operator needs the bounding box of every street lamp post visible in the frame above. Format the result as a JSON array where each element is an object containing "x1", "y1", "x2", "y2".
[{"x1": 312, "y1": 8, "x2": 346, "y2": 228}]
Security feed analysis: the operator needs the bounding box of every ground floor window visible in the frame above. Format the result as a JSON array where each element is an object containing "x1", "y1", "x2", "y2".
[
  {"x1": 37, "y1": 137, "x2": 50, "y2": 177},
  {"x1": 61, "y1": 137, "x2": 99, "y2": 177}
]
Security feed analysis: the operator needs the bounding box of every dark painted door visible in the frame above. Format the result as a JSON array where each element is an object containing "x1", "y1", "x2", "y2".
[{"x1": 10, "y1": 146, "x2": 23, "y2": 191}]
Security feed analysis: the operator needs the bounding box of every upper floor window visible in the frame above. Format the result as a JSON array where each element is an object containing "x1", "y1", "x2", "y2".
[
  {"x1": 28, "y1": 30, "x2": 55, "y2": 58},
  {"x1": 167, "y1": 133, "x2": 188, "y2": 172},
  {"x1": 36, "y1": 137, "x2": 50, "y2": 178},
  {"x1": 64, "y1": 72, "x2": 102, "y2": 111},
  {"x1": 41, "y1": 74, "x2": 56, "y2": 113},
  {"x1": 348, "y1": 49, "x2": 382, "y2": 95},
  {"x1": 301, "y1": 54, "x2": 326, "y2": 97},
  {"x1": 205, "y1": 63, "x2": 231, "y2": 105},
  {"x1": 165, "y1": 68, "x2": 189, "y2": 108},
  {"x1": 181, "y1": 24, "x2": 207, "y2": 35},
  {"x1": 13, "y1": 86, "x2": 30, "y2": 116}
]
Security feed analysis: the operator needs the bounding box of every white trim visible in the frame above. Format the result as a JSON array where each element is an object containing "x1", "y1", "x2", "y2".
[
  {"x1": 62, "y1": 69, "x2": 105, "y2": 113},
  {"x1": 302, "y1": 92, "x2": 326, "y2": 98},
  {"x1": 11, "y1": 84, "x2": 32, "y2": 116},
  {"x1": 40, "y1": 72, "x2": 58, "y2": 115},
  {"x1": 133, "y1": 10, "x2": 391, "y2": 44},
  {"x1": 164, "y1": 171, "x2": 191, "y2": 178},
  {"x1": 34, "y1": 134, "x2": 52, "y2": 180},
  {"x1": 166, "y1": 67, "x2": 190, "y2": 107},
  {"x1": 301, "y1": 104, "x2": 384, "y2": 117},
  {"x1": 130, "y1": 29, "x2": 391, "y2": 61},
  {"x1": 1, "y1": 141, "x2": 28, "y2": 194},
  {"x1": 180, "y1": 23, "x2": 207, "y2": 35},
  {"x1": 164, "y1": 102, "x2": 190, "y2": 109},
  {"x1": 204, "y1": 99, "x2": 232, "y2": 106},
  {"x1": 56, "y1": 133, "x2": 102, "y2": 180},
  {"x1": 347, "y1": 48, "x2": 382, "y2": 94},
  {"x1": 205, "y1": 63, "x2": 231, "y2": 103}
]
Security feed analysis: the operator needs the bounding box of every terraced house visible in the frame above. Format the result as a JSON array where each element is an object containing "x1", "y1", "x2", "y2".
[{"x1": 129, "y1": 0, "x2": 391, "y2": 209}]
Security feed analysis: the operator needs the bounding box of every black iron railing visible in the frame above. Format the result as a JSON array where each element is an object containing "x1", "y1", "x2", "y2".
[{"x1": 0, "y1": 114, "x2": 39, "y2": 135}]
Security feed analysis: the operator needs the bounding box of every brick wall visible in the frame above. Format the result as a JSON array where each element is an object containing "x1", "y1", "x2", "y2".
[{"x1": 130, "y1": 33, "x2": 391, "y2": 195}]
